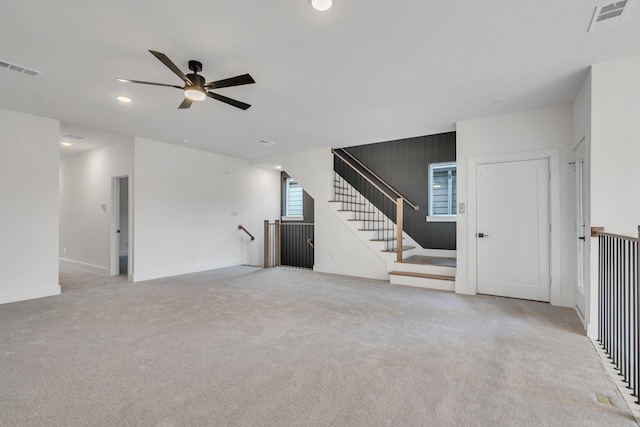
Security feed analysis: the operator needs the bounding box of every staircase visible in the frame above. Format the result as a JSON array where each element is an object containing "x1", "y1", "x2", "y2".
[
  {"x1": 330, "y1": 170, "x2": 456, "y2": 291},
  {"x1": 388, "y1": 255, "x2": 456, "y2": 291}
]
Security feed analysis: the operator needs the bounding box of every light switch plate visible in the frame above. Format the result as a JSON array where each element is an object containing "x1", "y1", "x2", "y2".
[{"x1": 459, "y1": 202, "x2": 465, "y2": 214}]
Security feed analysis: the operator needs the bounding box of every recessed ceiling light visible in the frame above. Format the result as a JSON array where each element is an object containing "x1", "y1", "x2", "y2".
[
  {"x1": 276, "y1": 166, "x2": 282, "y2": 170},
  {"x1": 117, "y1": 78, "x2": 131, "y2": 83},
  {"x1": 257, "y1": 139, "x2": 276, "y2": 146},
  {"x1": 117, "y1": 95, "x2": 132, "y2": 103},
  {"x1": 310, "y1": 0, "x2": 333, "y2": 11},
  {"x1": 60, "y1": 133, "x2": 86, "y2": 140},
  {"x1": 61, "y1": 142, "x2": 72, "y2": 147}
]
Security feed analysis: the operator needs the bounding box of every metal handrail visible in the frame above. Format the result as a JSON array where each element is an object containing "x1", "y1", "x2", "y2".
[
  {"x1": 333, "y1": 148, "x2": 419, "y2": 211},
  {"x1": 238, "y1": 225, "x2": 255, "y2": 241}
]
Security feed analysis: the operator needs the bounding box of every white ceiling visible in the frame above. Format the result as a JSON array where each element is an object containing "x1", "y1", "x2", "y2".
[{"x1": 1, "y1": 0, "x2": 638, "y2": 161}]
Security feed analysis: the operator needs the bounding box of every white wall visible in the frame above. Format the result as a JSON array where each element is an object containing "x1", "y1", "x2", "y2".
[
  {"x1": 59, "y1": 140, "x2": 134, "y2": 274},
  {"x1": 133, "y1": 138, "x2": 279, "y2": 282},
  {"x1": 591, "y1": 56, "x2": 640, "y2": 237},
  {"x1": 0, "y1": 108, "x2": 60, "y2": 304},
  {"x1": 587, "y1": 56, "x2": 640, "y2": 337},
  {"x1": 456, "y1": 105, "x2": 575, "y2": 307},
  {"x1": 260, "y1": 149, "x2": 388, "y2": 280}
]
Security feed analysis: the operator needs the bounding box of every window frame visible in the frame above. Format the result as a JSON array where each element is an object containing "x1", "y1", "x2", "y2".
[
  {"x1": 427, "y1": 161, "x2": 457, "y2": 222},
  {"x1": 282, "y1": 177, "x2": 304, "y2": 221}
]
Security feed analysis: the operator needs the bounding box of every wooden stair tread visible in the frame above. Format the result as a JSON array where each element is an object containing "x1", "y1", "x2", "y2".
[
  {"x1": 370, "y1": 237, "x2": 404, "y2": 242},
  {"x1": 388, "y1": 271, "x2": 455, "y2": 281},
  {"x1": 381, "y1": 246, "x2": 415, "y2": 253},
  {"x1": 348, "y1": 219, "x2": 385, "y2": 222},
  {"x1": 338, "y1": 209, "x2": 375, "y2": 213},
  {"x1": 359, "y1": 228, "x2": 394, "y2": 231}
]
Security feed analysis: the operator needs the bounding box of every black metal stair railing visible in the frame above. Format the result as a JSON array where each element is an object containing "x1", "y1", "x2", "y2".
[
  {"x1": 596, "y1": 226, "x2": 640, "y2": 403},
  {"x1": 263, "y1": 220, "x2": 314, "y2": 269},
  {"x1": 332, "y1": 148, "x2": 419, "y2": 260},
  {"x1": 280, "y1": 223, "x2": 314, "y2": 269}
]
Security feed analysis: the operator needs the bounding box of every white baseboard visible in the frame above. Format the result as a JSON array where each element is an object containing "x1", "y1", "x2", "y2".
[
  {"x1": 313, "y1": 264, "x2": 389, "y2": 281},
  {"x1": 0, "y1": 284, "x2": 60, "y2": 305},
  {"x1": 550, "y1": 294, "x2": 574, "y2": 308},
  {"x1": 60, "y1": 258, "x2": 109, "y2": 276},
  {"x1": 586, "y1": 321, "x2": 598, "y2": 339},
  {"x1": 132, "y1": 258, "x2": 243, "y2": 282}
]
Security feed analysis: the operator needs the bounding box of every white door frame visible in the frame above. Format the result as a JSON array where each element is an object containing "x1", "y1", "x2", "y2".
[
  {"x1": 574, "y1": 138, "x2": 587, "y2": 321},
  {"x1": 466, "y1": 148, "x2": 568, "y2": 307},
  {"x1": 110, "y1": 174, "x2": 133, "y2": 279}
]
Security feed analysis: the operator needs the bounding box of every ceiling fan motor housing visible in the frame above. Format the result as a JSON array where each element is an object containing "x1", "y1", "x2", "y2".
[{"x1": 187, "y1": 73, "x2": 205, "y2": 89}]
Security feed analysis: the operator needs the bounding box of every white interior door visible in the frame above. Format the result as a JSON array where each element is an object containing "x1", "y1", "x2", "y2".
[{"x1": 476, "y1": 159, "x2": 550, "y2": 302}]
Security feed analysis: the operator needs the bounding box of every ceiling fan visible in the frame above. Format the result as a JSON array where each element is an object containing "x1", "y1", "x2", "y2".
[{"x1": 118, "y1": 50, "x2": 255, "y2": 110}]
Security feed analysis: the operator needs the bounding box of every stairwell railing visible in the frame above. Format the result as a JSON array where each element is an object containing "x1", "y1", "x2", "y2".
[
  {"x1": 331, "y1": 148, "x2": 419, "y2": 262},
  {"x1": 593, "y1": 225, "x2": 640, "y2": 403}
]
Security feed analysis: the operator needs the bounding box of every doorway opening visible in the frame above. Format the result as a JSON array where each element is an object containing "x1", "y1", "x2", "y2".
[
  {"x1": 111, "y1": 176, "x2": 129, "y2": 278},
  {"x1": 574, "y1": 139, "x2": 587, "y2": 319}
]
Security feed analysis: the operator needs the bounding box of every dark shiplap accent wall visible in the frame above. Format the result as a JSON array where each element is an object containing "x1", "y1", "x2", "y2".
[{"x1": 343, "y1": 132, "x2": 456, "y2": 249}]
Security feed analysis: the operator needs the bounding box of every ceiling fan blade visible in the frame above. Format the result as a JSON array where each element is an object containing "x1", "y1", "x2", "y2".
[
  {"x1": 178, "y1": 98, "x2": 193, "y2": 109},
  {"x1": 207, "y1": 92, "x2": 251, "y2": 110},
  {"x1": 149, "y1": 50, "x2": 193, "y2": 85},
  {"x1": 205, "y1": 74, "x2": 255, "y2": 89},
  {"x1": 118, "y1": 78, "x2": 182, "y2": 89}
]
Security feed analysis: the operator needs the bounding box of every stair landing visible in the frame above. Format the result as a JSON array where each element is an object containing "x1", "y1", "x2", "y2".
[
  {"x1": 389, "y1": 255, "x2": 456, "y2": 292},
  {"x1": 402, "y1": 255, "x2": 456, "y2": 268}
]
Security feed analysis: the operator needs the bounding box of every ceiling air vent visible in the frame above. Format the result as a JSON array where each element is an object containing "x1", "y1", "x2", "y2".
[
  {"x1": 0, "y1": 59, "x2": 41, "y2": 77},
  {"x1": 60, "y1": 133, "x2": 86, "y2": 140},
  {"x1": 257, "y1": 139, "x2": 276, "y2": 146},
  {"x1": 589, "y1": 0, "x2": 634, "y2": 32}
]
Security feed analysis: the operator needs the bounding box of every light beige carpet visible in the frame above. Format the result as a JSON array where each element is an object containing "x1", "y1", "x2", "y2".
[{"x1": 0, "y1": 264, "x2": 636, "y2": 426}]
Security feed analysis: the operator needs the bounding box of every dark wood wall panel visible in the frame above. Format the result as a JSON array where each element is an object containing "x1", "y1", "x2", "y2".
[{"x1": 343, "y1": 132, "x2": 456, "y2": 250}]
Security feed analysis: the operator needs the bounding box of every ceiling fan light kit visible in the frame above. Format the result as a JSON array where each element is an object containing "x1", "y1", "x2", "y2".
[
  {"x1": 118, "y1": 50, "x2": 255, "y2": 110},
  {"x1": 310, "y1": 0, "x2": 333, "y2": 11},
  {"x1": 184, "y1": 88, "x2": 206, "y2": 101}
]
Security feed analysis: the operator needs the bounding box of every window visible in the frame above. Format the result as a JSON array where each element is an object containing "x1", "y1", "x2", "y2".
[
  {"x1": 428, "y1": 162, "x2": 456, "y2": 219},
  {"x1": 284, "y1": 178, "x2": 303, "y2": 219}
]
